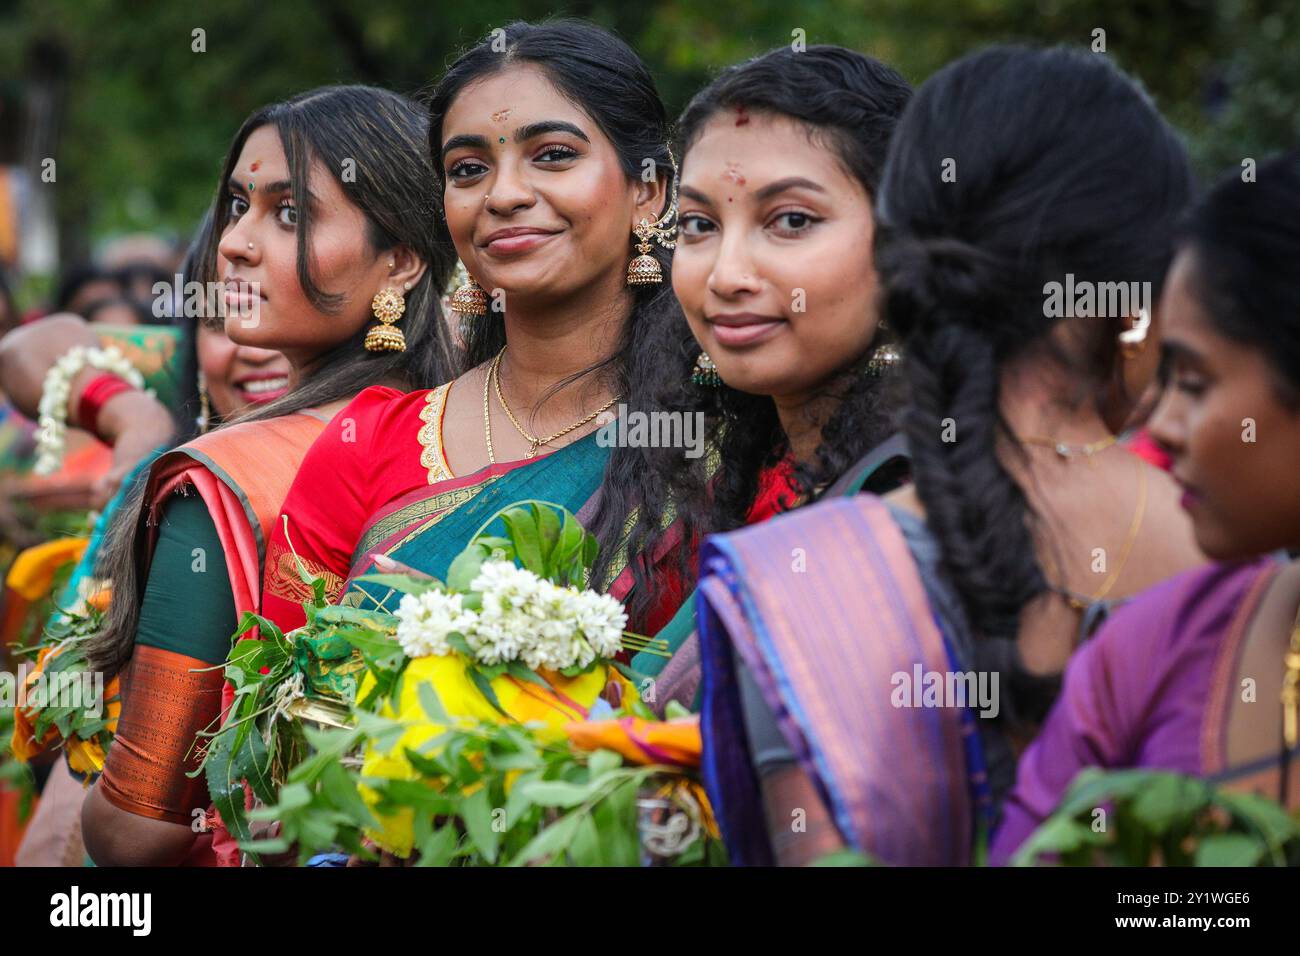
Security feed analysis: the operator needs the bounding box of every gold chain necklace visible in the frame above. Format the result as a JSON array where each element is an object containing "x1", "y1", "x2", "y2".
[
  {"x1": 1038, "y1": 453, "x2": 1148, "y2": 610},
  {"x1": 483, "y1": 351, "x2": 498, "y2": 464},
  {"x1": 487, "y1": 346, "x2": 619, "y2": 459},
  {"x1": 1017, "y1": 432, "x2": 1119, "y2": 466}
]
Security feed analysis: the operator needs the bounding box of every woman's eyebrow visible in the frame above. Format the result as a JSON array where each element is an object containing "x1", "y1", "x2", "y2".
[
  {"x1": 441, "y1": 133, "x2": 489, "y2": 161},
  {"x1": 680, "y1": 185, "x2": 714, "y2": 207},
  {"x1": 441, "y1": 121, "x2": 589, "y2": 163},
  {"x1": 753, "y1": 176, "x2": 826, "y2": 202},
  {"x1": 226, "y1": 176, "x2": 316, "y2": 203},
  {"x1": 1159, "y1": 338, "x2": 1205, "y2": 366},
  {"x1": 513, "y1": 120, "x2": 590, "y2": 143}
]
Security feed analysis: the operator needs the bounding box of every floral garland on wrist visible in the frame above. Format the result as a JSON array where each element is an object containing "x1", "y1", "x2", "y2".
[{"x1": 34, "y1": 345, "x2": 149, "y2": 475}]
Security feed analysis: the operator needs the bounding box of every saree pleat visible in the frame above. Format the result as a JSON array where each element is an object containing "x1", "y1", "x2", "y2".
[{"x1": 698, "y1": 495, "x2": 974, "y2": 866}]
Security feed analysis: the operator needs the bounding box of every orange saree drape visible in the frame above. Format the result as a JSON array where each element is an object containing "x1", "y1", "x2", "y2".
[{"x1": 106, "y1": 411, "x2": 327, "y2": 866}]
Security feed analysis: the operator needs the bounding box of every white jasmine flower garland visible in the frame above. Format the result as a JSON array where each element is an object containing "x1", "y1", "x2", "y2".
[
  {"x1": 393, "y1": 559, "x2": 627, "y2": 672},
  {"x1": 34, "y1": 345, "x2": 149, "y2": 475},
  {"x1": 395, "y1": 590, "x2": 475, "y2": 658}
]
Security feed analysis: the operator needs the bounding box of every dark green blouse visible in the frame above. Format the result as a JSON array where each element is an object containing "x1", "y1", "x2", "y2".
[{"x1": 134, "y1": 493, "x2": 238, "y2": 665}]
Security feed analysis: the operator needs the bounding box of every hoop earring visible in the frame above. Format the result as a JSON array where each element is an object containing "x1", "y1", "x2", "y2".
[
  {"x1": 365, "y1": 288, "x2": 407, "y2": 352},
  {"x1": 692, "y1": 351, "x2": 721, "y2": 387}
]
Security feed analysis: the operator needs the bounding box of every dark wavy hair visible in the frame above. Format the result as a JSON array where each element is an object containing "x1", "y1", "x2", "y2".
[
  {"x1": 616, "y1": 45, "x2": 912, "y2": 624},
  {"x1": 168, "y1": 208, "x2": 215, "y2": 442},
  {"x1": 874, "y1": 45, "x2": 1194, "y2": 642},
  {"x1": 1176, "y1": 152, "x2": 1300, "y2": 406},
  {"x1": 89, "y1": 85, "x2": 455, "y2": 675},
  {"x1": 425, "y1": 20, "x2": 682, "y2": 629},
  {"x1": 200, "y1": 85, "x2": 458, "y2": 420}
]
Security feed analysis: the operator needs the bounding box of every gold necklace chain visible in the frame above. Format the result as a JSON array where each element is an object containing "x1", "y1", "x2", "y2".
[
  {"x1": 483, "y1": 350, "x2": 499, "y2": 464},
  {"x1": 1017, "y1": 432, "x2": 1119, "y2": 466},
  {"x1": 1039, "y1": 454, "x2": 1148, "y2": 610},
  {"x1": 488, "y1": 346, "x2": 619, "y2": 459}
]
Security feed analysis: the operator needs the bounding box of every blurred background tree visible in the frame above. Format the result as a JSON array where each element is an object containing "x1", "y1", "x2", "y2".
[{"x1": 0, "y1": 0, "x2": 1295, "y2": 284}]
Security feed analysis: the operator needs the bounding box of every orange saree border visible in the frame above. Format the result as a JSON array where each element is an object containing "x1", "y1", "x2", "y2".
[{"x1": 135, "y1": 411, "x2": 327, "y2": 865}]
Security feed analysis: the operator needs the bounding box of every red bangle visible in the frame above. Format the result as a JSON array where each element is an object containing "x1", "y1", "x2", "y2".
[{"x1": 76, "y1": 373, "x2": 136, "y2": 434}]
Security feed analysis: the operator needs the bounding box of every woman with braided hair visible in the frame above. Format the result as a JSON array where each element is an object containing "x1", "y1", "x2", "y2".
[
  {"x1": 992, "y1": 152, "x2": 1300, "y2": 864},
  {"x1": 695, "y1": 45, "x2": 1206, "y2": 866}
]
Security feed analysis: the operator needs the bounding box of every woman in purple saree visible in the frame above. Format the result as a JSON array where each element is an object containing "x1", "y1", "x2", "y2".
[
  {"x1": 698, "y1": 47, "x2": 1207, "y2": 866},
  {"x1": 698, "y1": 494, "x2": 991, "y2": 865},
  {"x1": 992, "y1": 153, "x2": 1300, "y2": 864}
]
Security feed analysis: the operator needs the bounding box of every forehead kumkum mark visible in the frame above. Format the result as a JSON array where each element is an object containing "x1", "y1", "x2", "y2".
[
  {"x1": 491, "y1": 108, "x2": 511, "y2": 122},
  {"x1": 250, "y1": 161, "x2": 261, "y2": 172},
  {"x1": 734, "y1": 105, "x2": 749, "y2": 127}
]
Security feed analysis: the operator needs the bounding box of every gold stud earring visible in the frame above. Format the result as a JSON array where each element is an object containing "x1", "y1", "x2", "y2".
[{"x1": 365, "y1": 288, "x2": 407, "y2": 352}]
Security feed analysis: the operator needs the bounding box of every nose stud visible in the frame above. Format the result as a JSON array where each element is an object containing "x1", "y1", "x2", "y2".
[{"x1": 247, "y1": 242, "x2": 254, "y2": 251}]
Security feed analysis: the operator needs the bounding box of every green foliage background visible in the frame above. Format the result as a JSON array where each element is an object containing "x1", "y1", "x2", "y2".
[{"x1": 1, "y1": 0, "x2": 1297, "y2": 255}]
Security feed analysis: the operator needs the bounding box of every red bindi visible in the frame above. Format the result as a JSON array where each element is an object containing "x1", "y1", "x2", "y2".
[{"x1": 250, "y1": 161, "x2": 261, "y2": 172}]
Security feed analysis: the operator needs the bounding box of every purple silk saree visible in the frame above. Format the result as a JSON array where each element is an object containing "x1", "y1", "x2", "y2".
[
  {"x1": 990, "y1": 557, "x2": 1293, "y2": 865},
  {"x1": 698, "y1": 494, "x2": 989, "y2": 866}
]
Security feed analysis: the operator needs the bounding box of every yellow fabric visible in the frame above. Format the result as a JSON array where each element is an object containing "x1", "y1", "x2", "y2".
[
  {"x1": 5, "y1": 538, "x2": 88, "y2": 601},
  {"x1": 359, "y1": 655, "x2": 635, "y2": 856}
]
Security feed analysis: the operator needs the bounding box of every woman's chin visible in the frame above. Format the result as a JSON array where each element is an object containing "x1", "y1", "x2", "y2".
[
  {"x1": 709, "y1": 367, "x2": 783, "y2": 398},
  {"x1": 223, "y1": 313, "x2": 272, "y2": 344},
  {"x1": 477, "y1": 260, "x2": 598, "y2": 304},
  {"x1": 709, "y1": 352, "x2": 811, "y2": 399},
  {"x1": 1192, "y1": 520, "x2": 1265, "y2": 564}
]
